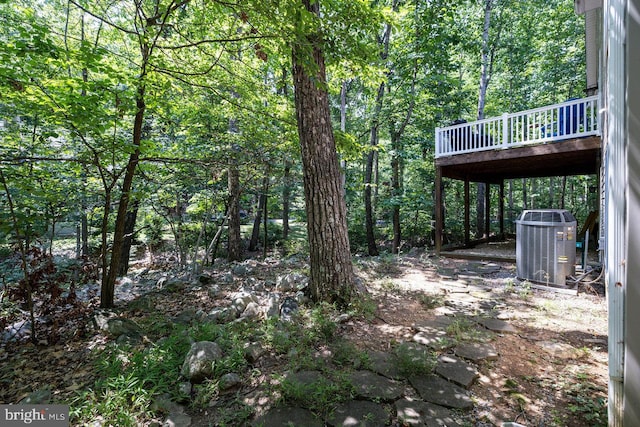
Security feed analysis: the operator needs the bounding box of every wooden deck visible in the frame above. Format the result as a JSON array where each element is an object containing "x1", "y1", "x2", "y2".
[{"x1": 433, "y1": 97, "x2": 602, "y2": 255}]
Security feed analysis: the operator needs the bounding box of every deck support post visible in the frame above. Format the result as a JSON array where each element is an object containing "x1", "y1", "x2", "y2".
[
  {"x1": 484, "y1": 182, "x2": 490, "y2": 241},
  {"x1": 464, "y1": 179, "x2": 470, "y2": 247},
  {"x1": 435, "y1": 167, "x2": 443, "y2": 255}
]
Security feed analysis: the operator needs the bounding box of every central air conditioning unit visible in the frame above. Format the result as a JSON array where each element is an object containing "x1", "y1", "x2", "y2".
[{"x1": 516, "y1": 209, "x2": 577, "y2": 286}]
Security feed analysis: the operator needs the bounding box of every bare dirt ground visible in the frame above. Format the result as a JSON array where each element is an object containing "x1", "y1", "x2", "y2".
[{"x1": 0, "y1": 249, "x2": 608, "y2": 426}]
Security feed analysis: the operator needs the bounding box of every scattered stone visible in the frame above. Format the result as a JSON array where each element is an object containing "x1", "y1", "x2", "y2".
[
  {"x1": 100, "y1": 317, "x2": 144, "y2": 341},
  {"x1": 395, "y1": 398, "x2": 461, "y2": 426},
  {"x1": 537, "y1": 341, "x2": 580, "y2": 359},
  {"x1": 232, "y1": 264, "x2": 249, "y2": 276},
  {"x1": 435, "y1": 354, "x2": 479, "y2": 389},
  {"x1": 276, "y1": 273, "x2": 309, "y2": 292},
  {"x1": 367, "y1": 350, "x2": 402, "y2": 380},
  {"x1": 219, "y1": 373, "x2": 242, "y2": 391},
  {"x1": 280, "y1": 296, "x2": 299, "y2": 320},
  {"x1": 18, "y1": 389, "x2": 51, "y2": 404},
  {"x1": 454, "y1": 342, "x2": 499, "y2": 363},
  {"x1": 231, "y1": 291, "x2": 259, "y2": 313},
  {"x1": 221, "y1": 273, "x2": 234, "y2": 284},
  {"x1": 173, "y1": 309, "x2": 198, "y2": 325},
  {"x1": 409, "y1": 375, "x2": 473, "y2": 410},
  {"x1": 1, "y1": 320, "x2": 32, "y2": 343},
  {"x1": 207, "y1": 285, "x2": 221, "y2": 299},
  {"x1": 244, "y1": 342, "x2": 266, "y2": 363},
  {"x1": 164, "y1": 278, "x2": 187, "y2": 293},
  {"x1": 476, "y1": 317, "x2": 517, "y2": 334},
  {"x1": 295, "y1": 290, "x2": 309, "y2": 305},
  {"x1": 181, "y1": 341, "x2": 223, "y2": 383},
  {"x1": 266, "y1": 293, "x2": 280, "y2": 318},
  {"x1": 334, "y1": 313, "x2": 352, "y2": 324},
  {"x1": 251, "y1": 406, "x2": 323, "y2": 427},
  {"x1": 284, "y1": 370, "x2": 326, "y2": 389},
  {"x1": 327, "y1": 400, "x2": 390, "y2": 426},
  {"x1": 413, "y1": 316, "x2": 455, "y2": 332},
  {"x1": 349, "y1": 370, "x2": 404, "y2": 401},
  {"x1": 241, "y1": 302, "x2": 261, "y2": 319},
  {"x1": 162, "y1": 412, "x2": 191, "y2": 427},
  {"x1": 437, "y1": 268, "x2": 457, "y2": 280},
  {"x1": 207, "y1": 307, "x2": 237, "y2": 323}
]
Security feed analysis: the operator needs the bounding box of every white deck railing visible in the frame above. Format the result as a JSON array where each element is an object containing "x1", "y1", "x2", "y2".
[{"x1": 435, "y1": 96, "x2": 600, "y2": 158}]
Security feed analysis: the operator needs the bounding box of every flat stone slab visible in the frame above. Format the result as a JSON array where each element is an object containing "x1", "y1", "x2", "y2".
[
  {"x1": 412, "y1": 316, "x2": 455, "y2": 332},
  {"x1": 395, "y1": 398, "x2": 461, "y2": 426},
  {"x1": 326, "y1": 400, "x2": 389, "y2": 426},
  {"x1": 413, "y1": 331, "x2": 453, "y2": 351},
  {"x1": 476, "y1": 317, "x2": 517, "y2": 334},
  {"x1": 409, "y1": 375, "x2": 473, "y2": 410},
  {"x1": 350, "y1": 370, "x2": 404, "y2": 401},
  {"x1": 284, "y1": 370, "x2": 327, "y2": 387},
  {"x1": 435, "y1": 355, "x2": 478, "y2": 389},
  {"x1": 251, "y1": 406, "x2": 323, "y2": 427},
  {"x1": 454, "y1": 342, "x2": 499, "y2": 363},
  {"x1": 367, "y1": 350, "x2": 402, "y2": 379}
]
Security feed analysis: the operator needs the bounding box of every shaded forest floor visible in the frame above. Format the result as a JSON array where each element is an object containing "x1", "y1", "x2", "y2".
[{"x1": 0, "y1": 248, "x2": 608, "y2": 426}]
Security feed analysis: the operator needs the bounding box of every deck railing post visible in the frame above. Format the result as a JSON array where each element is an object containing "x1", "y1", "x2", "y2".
[
  {"x1": 435, "y1": 127, "x2": 441, "y2": 157},
  {"x1": 502, "y1": 113, "x2": 509, "y2": 147}
]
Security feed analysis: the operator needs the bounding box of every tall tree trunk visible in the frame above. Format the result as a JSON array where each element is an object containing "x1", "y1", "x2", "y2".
[
  {"x1": 339, "y1": 80, "x2": 348, "y2": 197},
  {"x1": 365, "y1": 81, "x2": 384, "y2": 256},
  {"x1": 560, "y1": 176, "x2": 567, "y2": 208},
  {"x1": 508, "y1": 179, "x2": 514, "y2": 233},
  {"x1": 102, "y1": 83, "x2": 145, "y2": 308},
  {"x1": 476, "y1": 0, "x2": 496, "y2": 238},
  {"x1": 118, "y1": 201, "x2": 139, "y2": 276},
  {"x1": 249, "y1": 174, "x2": 269, "y2": 252},
  {"x1": 293, "y1": 0, "x2": 354, "y2": 306},
  {"x1": 522, "y1": 178, "x2": 528, "y2": 210},
  {"x1": 282, "y1": 160, "x2": 291, "y2": 242},
  {"x1": 227, "y1": 160, "x2": 243, "y2": 261},
  {"x1": 549, "y1": 177, "x2": 555, "y2": 207}
]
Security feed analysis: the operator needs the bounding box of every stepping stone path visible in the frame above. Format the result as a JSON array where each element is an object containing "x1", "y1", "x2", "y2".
[{"x1": 254, "y1": 260, "x2": 518, "y2": 426}]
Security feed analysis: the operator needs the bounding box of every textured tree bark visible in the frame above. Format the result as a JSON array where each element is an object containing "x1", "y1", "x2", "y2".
[
  {"x1": 118, "y1": 201, "x2": 139, "y2": 276},
  {"x1": 249, "y1": 174, "x2": 269, "y2": 252},
  {"x1": 282, "y1": 160, "x2": 291, "y2": 242},
  {"x1": 292, "y1": 0, "x2": 354, "y2": 306},
  {"x1": 102, "y1": 84, "x2": 144, "y2": 308},
  {"x1": 227, "y1": 161, "x2": 243, "y2": 261}
]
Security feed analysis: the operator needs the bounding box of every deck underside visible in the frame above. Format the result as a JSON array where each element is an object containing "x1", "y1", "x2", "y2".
[{"x1": 435, "y1": 136, "x2": 601, "y2": 183}]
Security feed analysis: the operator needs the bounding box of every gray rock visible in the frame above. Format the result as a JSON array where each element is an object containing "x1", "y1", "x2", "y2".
[
  {"x1": 295, "y1": 290, "x2": 309, "y2": 305},
  {"x1": 173, "y1": 309, "x2": 197, "y2": 325},
  {"x1": 276, "y1": 273, "x2": 309, "y2": 292},
  {"x1": 280, "y1": 296, "x2": 299, "y2": 320},
  {"x1": 241, "y1": 302, "x2": 261, "y2": 319},
  {"x1": 266, "y1": 293, "x2": 280, "y2": 318},
  {"x1": 327, "y1": 400, "x2": 389, "y2": 426},
  {"x1": 231, "y1": 291, "x2": 259, "y2": 313},
  {"x1": 1, "y1": 320, "x2": 32, "y2": 343},
  {"x1": 244, "y1": 342, "x2": 266, "y2": 363},
  {"x1": 395, "y1": 398, "x2": 461, "y2": 426},
  {"x1": 181, "y1": 341, "x2": 223, "y2": 383},
  {"x1": 409, "y1": 375, "x2": 473, "y2": 410},
  {"x1": 162, "y1": 412, "x2": 191, "y2": 427},
  {"x1": 208, "y1": 285, "x2": 221, "y2": 299},
  {"x1": 178, "y1": 382, "x2": 192, "y2": 401},
  {"x1": 221, "y1": 273, "x2": 234, "y2": 284},
  {"x1": 476, "y1": 317, "x2": 517, "y2": 334},
  {"x1": 207, "y1": 307, "x2": 238, "y2": 323},
  {"x1": 251, "y1": 406, "x2": 322, "y2": 427},
  {"x1": 219, "y1": 372, "x2": 242, "y2": 391},
  {"x1": 100, "y1": 317, "x2": 143, "y2": 341},
  {"x1": 349, "y1": 370, "x2": 404, "y2": 401},
  {"x1": 232, "y1": 264, "x2": 249, "y2": 276},
  {"x1": 164, "y1": 279, "x2": 187, "y2": 293}
]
